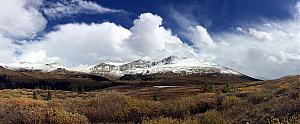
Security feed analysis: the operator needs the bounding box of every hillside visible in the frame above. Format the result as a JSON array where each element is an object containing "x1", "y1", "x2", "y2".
[
  {"x1": 90, "y1": 56, "x2": 259, "y2": 84},
  {"x1": 0, "y1": 66, "x2": 116, "y2": 91},
  {"x1": 90, "y1": 56, "x2": 242, "y2": 76}
]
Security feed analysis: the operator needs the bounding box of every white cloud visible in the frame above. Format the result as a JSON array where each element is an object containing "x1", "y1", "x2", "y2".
[
  {"x1": 0, "y1": 0, "x2": 46, "y2": 64},
  {"x1": 248, "y1": 28, "x2": 273, "y2": 40},
  {"x1": 20, "y1": 22, "x2": 132, "y2": 65},
  {"x1": 43, "y1": 0, "x2": 124, "y2": 19},
  {"x1": 0, "y1": 0, "x2": 46, "y2": 39},
  {"x1": 187, "y1": 26, "x2": 216, "y2": 49},
  {"x1": 17, "y1": 50, "x2": 59, "y2": 64},
  {"x1": 126, "y1": 13, "x2": 196, "y2": 60},
  {"x1": 0, "y1": 35, "x2": 18, "y2": 63},
  {"x1": 19, "y1": 13, "x2": 197, "y2": 66},
  {"x1": 184, "y1": 3, "x2": 300, "y2": 79}
]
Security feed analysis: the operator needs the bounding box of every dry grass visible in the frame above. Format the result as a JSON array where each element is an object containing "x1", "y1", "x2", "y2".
[{"x1": 1, "y1": 75, "x2": 300, "y2": 123}]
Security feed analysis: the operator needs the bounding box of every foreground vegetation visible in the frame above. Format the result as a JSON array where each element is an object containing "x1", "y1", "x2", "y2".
[{"x1": 1, "y1": 75, "x2": 300, "y2": 124}]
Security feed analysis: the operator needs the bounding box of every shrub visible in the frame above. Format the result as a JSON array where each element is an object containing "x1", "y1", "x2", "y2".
[
  {"x1": 0, "y1": 98, "x2": 89, "y2": 124},
  {"x1": 47, "y1": 109, "x2": 89, "y2": 124},
  {"x1": 33, "y1": 90, "x2": 38, "y2": 99},
  {"x1": 203, "y1": 82, "x2": 215, "y2": 92},
  {"x1": 78, "y1": 92, "x2": 128, "y2": 122},
  {"x1": 123, "y1": 99, "x2": 163, "y2": 123},
  {"x1": 2, "y1": 98, "x2": 48, "y2": 124},
  {"x1": 46, "y1": 90, "x2": 52, "y2": 100},
  {"x1": 49, "y1": 92, "x2": 154, "y2": 123},
  {"x1": 162, "y1": 97, "x2": 192, "y2": 118},
  {"x1": 281, "y1": 113, "x2": 300, "y2": 124},
  {"x1": 142, "y1": 117, "x2": 199, "y2": 124},
  {"x1": 248, "y1": 91, "x2": 274, "y2": 104},
  {"x1": 152, "y1": 93, "x2": 160, "y2": 101},
  {"x1": 0, "y1": 90, "x2": 23, "y2": 98},
  {"x1": 0, "y1": 99, "x2": 10, "y2": 122},
  {"x1": 200, "y1": 110, "x2": 226, "y2": 124},
  {"x1": 246, "y1": 103, "x2": 276, "y2": 124},
  {"x1": 222, "y1": 96, "x2": 242, "y2": 108},
  {"x1": 222, "y1": 84, "x2": 233, "y2": 93},
  {"x1": 0, "y1": 91, "x2": 221, "y2": 123},
  {"x1": 288, "y1": 91, "x2": 300, "y2": 100},
  {"x1": 56, "y1": 91, "x2": 217, "y2": 123},
  {"x1": 143, "y1": 117, "x2": 180, "y2": 124},
  {"x1": 162, "y1": 94, "x2": 218, "y2": 119}
]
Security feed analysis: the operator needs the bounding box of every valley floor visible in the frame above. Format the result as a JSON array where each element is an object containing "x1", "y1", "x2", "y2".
[{"x1": 1, "y1": 75, "x2": 300, "y2": 124}]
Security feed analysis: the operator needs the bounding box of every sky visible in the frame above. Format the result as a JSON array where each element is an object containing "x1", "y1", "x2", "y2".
[{"x1": 0, "y1": 0, "x2": 300, "y2": 79}]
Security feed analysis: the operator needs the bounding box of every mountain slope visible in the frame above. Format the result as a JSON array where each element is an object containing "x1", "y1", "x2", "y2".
[
  {"x1": 0, "y1": 65, "x2": 116, "y2": 91},
  {"x1": 0, "y1": 56, "x2": 259, "y2": 86},
  {"x1": 90, "y1": 56, "x2": 259, "y2": 84},
  {"x1": 90, "y1": 56, "x2": 242, "y2": 77},
  {"x1": 0, "y1": 62, "x2": 65, "y2": 72}
]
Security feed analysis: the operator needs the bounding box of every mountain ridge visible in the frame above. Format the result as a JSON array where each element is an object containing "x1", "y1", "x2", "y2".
[
  {"x1": 0, "y1": 56, "x2": 257, "y2": 83},
  {"x1": 90, "y1": 56, "x2": 243, "y2": 77}
]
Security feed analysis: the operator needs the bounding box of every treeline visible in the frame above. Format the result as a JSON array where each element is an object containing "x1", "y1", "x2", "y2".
[
  {"x1": 120, "y1": 74, "x2": 155, "y2": 81},
  {"x1": 0, "y1": 74, "x2": 118, "y2": 91}
]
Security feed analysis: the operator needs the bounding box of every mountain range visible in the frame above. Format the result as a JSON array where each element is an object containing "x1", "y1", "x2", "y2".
[{"x1": 0, "y1": 56, "x2": 259, "y2": 90}]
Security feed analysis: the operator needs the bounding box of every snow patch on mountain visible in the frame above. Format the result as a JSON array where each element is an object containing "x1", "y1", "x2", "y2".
[
  {"x1": 68, "y1": 64, "x2": 96, "y2": 73},
  {"x1": 0, "y1": 62, "x2": 66, "y2": 72},
  {"x1": 90, "y1": 56, "x2": 242, "y2": 76},
  {"x1": 0, "y1": 56, "x2": 242, "y2": 77}
]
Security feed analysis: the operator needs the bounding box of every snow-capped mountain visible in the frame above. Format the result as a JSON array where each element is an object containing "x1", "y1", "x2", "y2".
[
  {"x1": 0, "y1": 62, "x2": 66, "y2": 72},
  {"x1": 0, "y1": 56, "x2": 258, "y2": 85},
  {"x1": 0, "y1": 56, "x2": 243, "y2": 77},
  {"x1": 90, "y1": 56, "x2": 242, "y2": 77}
]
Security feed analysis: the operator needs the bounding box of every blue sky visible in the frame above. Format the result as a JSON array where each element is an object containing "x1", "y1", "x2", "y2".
[
  {"x1": 41, "y1": 0, "x2": 299, "y2": 46},
  {"x1": 1, "y1": 0, "x2": 300, "y2": 79},
  {"x1": 45, "y1": 0, "x2": 298, "y2": 36}
]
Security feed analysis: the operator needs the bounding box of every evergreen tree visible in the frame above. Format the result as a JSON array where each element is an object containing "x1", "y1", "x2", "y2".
[
  {"x1": 80, "y1": 86, "x2": 85, "y2": 92},
  {"x1": 204, "y1": 82, "x2": 215, "y2": 92},
  {"x1": 223, "y1": 84, "x2": 232, "y2": 93},
  {"x1": 46, "y1": 90, "x2": 52, "y2": 100},
  {"x1": 33, "y1": 90, "x2": 38, "y2": 99},
  {"x1": 152, "y1": 93, "x2": 160, "y2": 101}
]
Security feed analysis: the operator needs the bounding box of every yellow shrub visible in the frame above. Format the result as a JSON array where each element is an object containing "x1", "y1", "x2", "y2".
[
  {"x1": 222, "y1": 96, "x2": 242, "y2": 108},
  {"x1": 47, "y1": 109, "x2": 89, "y2": 124},
  {"x1": 248, "y1": 91, "x2": 274, "y2": 104},
  {"x1": 142, "y1": 117, "x2": 199, "y2": 124},
  {"x1": 200, "y1": 110, "x2": 226, "y2": 124},
  {"x1": 2, "y1": 98, "x2": 48, "y2": 124},
  {"x1": 118, "y1": 97, "x2": 163, "y2": 123},
  {"x1": 0, "y1": 98, "x2": 89, "y2": 124},
  {"x1": 0, "y1": 91, "x2": 219, "y2": 123}
]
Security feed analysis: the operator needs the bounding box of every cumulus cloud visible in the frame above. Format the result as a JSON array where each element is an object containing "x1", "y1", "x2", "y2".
[
  {"x1": 0, "y1": 35, "x2": 18, "y2": 63},
  {"x1": 20, "y1": 22, "x2": 132, "y2": 65},
  {"x1": 185, "y1": 3, "x2": 300, "y2": 79},
  {"x1": 126, "y1": 13, "x2": 196, "y2": 60},
  {"x1": 187, "y1": 26, "x2": 216, "y2": 49},
  {"x1": 43, "y1": 0, "x2": 124, "y2": 19},
  {"x1": 19, "y1": 13, "x2": 197, "y2": 65},
  {"x1": 0, "y1": 0, "x2": 46, "y2": 64},
  {"x1": 0, "y1": 0, "x2": 46, "y2": 39}
]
